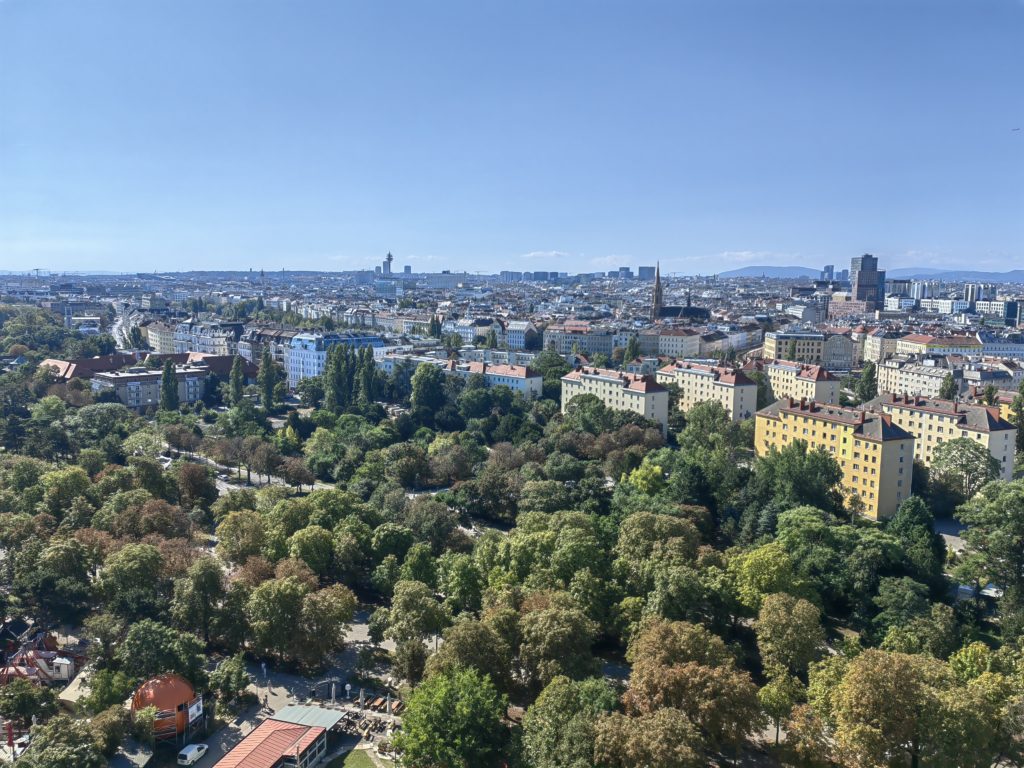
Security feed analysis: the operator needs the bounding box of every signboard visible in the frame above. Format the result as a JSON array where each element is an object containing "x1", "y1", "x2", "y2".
[{"x1": 188, "y1": 698, "x2": 204, "y2": 723}]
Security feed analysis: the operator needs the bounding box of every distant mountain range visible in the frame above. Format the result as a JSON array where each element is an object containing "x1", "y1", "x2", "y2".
[{"x1": 717, "y1": 265, "x2": 1024, "y2": 283}]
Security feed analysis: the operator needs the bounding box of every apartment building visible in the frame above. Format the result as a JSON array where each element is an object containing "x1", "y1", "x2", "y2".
[
  {"x1": 444, "y1": 360, "x2": 543, "y2": 398},
  {"x1": 238, "y1": 327, "x2": 299, "y2": 366},
  {"x1": 286, "y1": 332, "x2": 385, "y2": 388},
  {"x1": 978, "y1": 332, "x2": 1024, "y2": 360},
  {"x1": 877, "y1": 356, "x2": 961, "y2": 398},
  {"x1": 655, "y1": 362, "x2": 756, "y2": 422},
  {"x1": 145, "y1": 322, "x2": 178, "y2": 355},
  {"x1": 755, "y1": 398, "x2": 914, "y2": 520},
  {"x1": 917, "y1": 298, "x2": 971, "y2": 315},
  {"x1": 866, "y1": 393, "x2": 1016, "y2": 481},
  {"x1": 173, "y1": 320, "x2": 244, "y2": 356},
  {"x1": 764, "y1": 331, "x2": 825, "y2": 365},
  {"x1": 863, "y1": 329, "x2": 905, "y2": 364},
  {"x1": 561, "y1": 367, "x2": 669, "y2": 434},
  {"x1": 443, "y1": 317, "x2": 506, "y2": 346},
  {"x1": 742, "y1": 358, "x2": 840, "y2": 404},
  {"x1": 91, "y1": 365, "x2": 208, "y2": 410},
  {"x1": 896, "y1": 334, "x2": 982, "y2": 357},
  {"x1": 543, "y1": 323, "x2": 632, "y2": 356},
  {"x1": 505, "y1": 321, "x2": 539, "y2": 350},
  {"x1": 657, "y1": 328, "x2": 702, "y2": 359}
]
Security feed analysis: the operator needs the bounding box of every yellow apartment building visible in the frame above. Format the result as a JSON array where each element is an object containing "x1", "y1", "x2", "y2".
[
  {"x1": 755, "y1": 398, "x2": 914, "y2": 520},
  {"x1": 867, "y1": 394, "x2": 1016, "y2": 481}
]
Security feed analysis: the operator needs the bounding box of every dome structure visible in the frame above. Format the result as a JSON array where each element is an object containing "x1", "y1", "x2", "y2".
[{"x1": 131, "y1": 673, "x2": 196, "y2": 736}]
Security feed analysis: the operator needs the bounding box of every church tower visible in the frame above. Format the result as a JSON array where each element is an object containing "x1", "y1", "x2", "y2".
[{"x1": 651, "y1": 262, "x2": 663, "y2": 322}]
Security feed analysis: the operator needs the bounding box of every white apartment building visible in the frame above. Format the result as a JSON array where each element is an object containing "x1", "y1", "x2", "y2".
[
  {"x1": 655, "y1": 361, "x2": 757, "y2": 422},
  {"x1": 742, "y1": 358, "x2": 840, "y2": 404},
  {"x1": 863, "y1": 329, "x2": 904, "y2": 364},
  {"x1": 444, "y1": 360, "x2": 543, "y2": 398},
  {"x1": 877, "y1": 356, "x2": 960, "y2": 399},
  {"x1": 504, "y1": 321, "x2": 538, "y2": 350},
  {"x1": 145, "y1": 322, "x2": 178, "y2": 355},
  {"x1": 561, "y1": 367, "x2": 669, "y2": 434},
  {"x1": 173, "y1": 320, "x2": 243, "y2": 356}
]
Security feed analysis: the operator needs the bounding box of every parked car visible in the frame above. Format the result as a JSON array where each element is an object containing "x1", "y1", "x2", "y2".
[{"x1": 177, "y1": 743, "x2": 208, "y2": 765}]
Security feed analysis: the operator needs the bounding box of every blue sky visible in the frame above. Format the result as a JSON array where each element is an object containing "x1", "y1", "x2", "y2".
[{"x1": 1, "y1": 0, "x2": 1021, "y2": 275}]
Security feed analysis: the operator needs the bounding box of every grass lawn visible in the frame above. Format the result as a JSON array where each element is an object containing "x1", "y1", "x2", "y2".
[{"x1": 326, "y1": 748, "x2": 378, "y2": 768}]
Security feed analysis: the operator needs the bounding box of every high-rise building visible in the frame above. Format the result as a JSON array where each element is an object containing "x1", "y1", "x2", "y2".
[
  {"x1": 404, "y1": 265, "x2": 412, "y2": 276},
  {"x1": 850, "y1": 254, "x2": 885, "y2": 310},
  {"x1": 638, "y1": 266, "x2": 656, "y2": 281},
  {"x1": 964, "y1": 283, "x2": 986, "y2": 305},
  {"x1": 821, "y1": 264, "x2": 835, "y2": 281},
  {"x1": 618, "y1": 267, "x2": 634, "y2": 279}
]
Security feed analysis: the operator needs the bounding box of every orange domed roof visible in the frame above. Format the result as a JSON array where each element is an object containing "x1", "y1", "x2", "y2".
[{"x1": 131, "y1": 673, "x2": 195, "y2": 712}]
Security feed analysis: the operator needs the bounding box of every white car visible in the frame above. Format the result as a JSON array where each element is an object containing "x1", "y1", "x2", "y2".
[{"x1": 177, "y1": 743, "x2": 209, "y2": 765}]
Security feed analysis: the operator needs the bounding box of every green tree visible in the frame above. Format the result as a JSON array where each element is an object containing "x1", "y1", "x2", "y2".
[
  {"x1": 296, "y1": 584, "x2": 358, "y2": 668},
  {"x1": 246, "y1": 576, "x2": 308, "y2": 661},
  {"x1": 159, "y1": 358, "x2": 179, "y2": 411},
  {"x1": 210, "y1": 653, "x2": 253, "y2": 708},
  {"x1": 257, "y1": 348, "x2": 278, "y2": 408},
  {"x1": 229, "y1": 355, "x2": 246, "y2": 405},
  {"x1": 395, "y1": 668, "x2": 508, "y2": 768},
  {"x1": 0, "y1": 678, "x2": 58, "y2": 727},
  {"x1": 1011, "y1": 379, "x2": 1024, "y2": 453},
  {"x1": 756, "y1": 592, "x2": 825, "y2": 678},
  {"x1": 171, "y1": 556, "x2": 226, "y2": 642},
  {"x1": 385, "y1": 580, "x2": 449, "y2": 644},
  {"x1": 520, "y1": 597, "x2": 600, "y2": 690},
  {"x1": 523, "y1": 675, "x2": 618, "y2": 768},
  {"x1": 956, "y1": 479, "x2": 1024, "y2": 635},
  {"x1": 855, "y1": 361, "x2": 877, "y2": 402},
  {"x1": 938, "y1": 372, "x2": 958, "y2": 400},
  {"x1": 729, "y1": 542, "x2": 806, "y2": 613},
  {"x1": 424, "y1": 620, "x2": 513, "y2": 694},
  {"x1": 623, "y1": 335, "x2": 641, "y2": 363},
  {"x1": 411, "y1": 362, "x2": 446, "y2": 413},
  {"x1": 17, "y1": 715, "x2": 105, "y2": 768},
  {"x1": 930, "y1": 437, "x2": 1000, "y2": 502},
  {"x1": 79, "y1": 669, "x2": 137, "y2": 715},
  {"x1": 288, "y1": 525, "x2": 335, "y2": 576},
  {"x1": 216, "y1": 510, "x2": 267, "y2": 564},
  {"x1": 116, "y1": 619, "x2": 207, "y2": 686},
  {"x1": 97, "y1": 543, "x2": 166, "y2": 620}
]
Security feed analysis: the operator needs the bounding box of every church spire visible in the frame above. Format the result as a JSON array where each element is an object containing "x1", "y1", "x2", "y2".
[{"x1": 651, "y1": 262, "x2": 663, "y2": 322}]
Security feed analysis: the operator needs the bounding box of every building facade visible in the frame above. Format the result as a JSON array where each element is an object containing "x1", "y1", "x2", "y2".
[
  {"x1": 655, "y1": 362, "x2": 756, "y2": 422},
  {"x1": 561, "y1": 367, "x2": 669, "y2": 434},
  {"x1": 867, "y1": 394, "x2": 1016, "y2": 481},
  {"x1": 286, "y1": 332, "x2": 385, "y2": 388},
  {"x1": 743, "y1": 358, "x2": 840, "y2": 404},
  {"x1": 755, "y1": 398, "x2": 914, "y2": 520},
  {"x1": 91, "y1": 365, "x2": 207, "y2": 410}
]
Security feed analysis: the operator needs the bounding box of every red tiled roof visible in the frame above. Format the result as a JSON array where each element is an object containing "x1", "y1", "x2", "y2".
[{"x1": 213, "y1": 719, "x2": 324, "y2": 768}]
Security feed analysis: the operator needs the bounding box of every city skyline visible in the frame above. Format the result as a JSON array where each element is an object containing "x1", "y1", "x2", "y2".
[{"x1": 2, "y1": 0, "x2": 1022, "y2": 274}]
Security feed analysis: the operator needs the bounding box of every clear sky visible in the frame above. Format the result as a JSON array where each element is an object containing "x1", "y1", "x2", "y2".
[{"x1": 1, "y1": 0, "x2": 1021, "y2": 275}]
